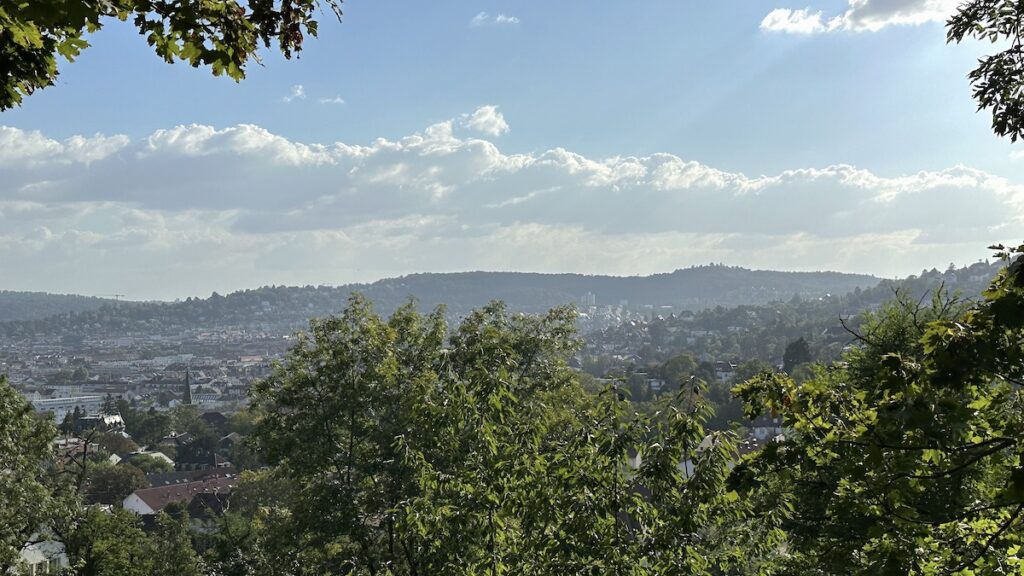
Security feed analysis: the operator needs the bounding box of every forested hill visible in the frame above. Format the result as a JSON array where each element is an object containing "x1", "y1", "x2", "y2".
[
  {"x1": 0, "y1": 291, "x2": 119, "y2": 322},
  {"x1": 365, "y1": 267, "x2": 879, "y2": 312},
  {"x1": 0, "y1": 266, "x2": 878, "y2": 338}
]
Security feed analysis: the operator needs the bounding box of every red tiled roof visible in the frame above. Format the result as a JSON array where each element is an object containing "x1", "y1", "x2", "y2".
[{"x1": 129, "y1": 476, "x2": 236, "y2": 513}]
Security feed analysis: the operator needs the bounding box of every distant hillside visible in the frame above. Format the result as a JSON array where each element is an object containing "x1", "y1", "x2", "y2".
[
  {"x1": 585, "y1": 259, "x2": 1007, "y2": 371},
  {"x1": 363, "y1": 267, "x2": 879, "y2": 313},
  {"x1": 0, "y1": 266, "x2": 879, "y2": 339},
  {"x1": 0, "y1": 291, "x2": 119, "y2": 322}
]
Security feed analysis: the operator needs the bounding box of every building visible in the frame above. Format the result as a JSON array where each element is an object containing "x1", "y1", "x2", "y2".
[
  {"x1": 29, "y1": 396, "x2": 102, "y2": 421},
  {"x1": 751, "y1": 414, "x2": 785, "y2": 441},
  {"x1": 18, "y1": 534, "x2": 69, "y2": 575},
  {"x1": 75, "y1": 413, "x2": 125, "y2": 434},
  {"x1": 123, "y1": 476, "x2": 236, "y2": 515},
  {"x1": 579, "y1": 292, "x2": 597, "y2": 307}
]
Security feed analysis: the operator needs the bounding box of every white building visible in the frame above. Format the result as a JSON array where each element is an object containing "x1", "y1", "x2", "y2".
[
  {"x1": 751, "y1": 415, "x2": 785, "y2": 441},
  {"x1": 29, "y1": 396, "x2": 102, "y2": 421},
  {"x1": 18, "y1": 535, "x2": 69, "y2": 575}
]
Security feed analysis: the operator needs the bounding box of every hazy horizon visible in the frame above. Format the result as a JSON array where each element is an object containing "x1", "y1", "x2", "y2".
[{"x1": 2, "y1": 258, "x2": 988, "y2": 303}]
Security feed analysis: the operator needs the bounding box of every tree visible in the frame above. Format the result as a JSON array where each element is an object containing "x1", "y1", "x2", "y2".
[
  {"x1": 0, "y1": 376, "x2": 61, "y2": 573},
  {"x1": 63, "y1": 508, "x2": 154, "y2": 576},
  {"x1": 82, "y1": 461, "x2": 146, "y2": 505},
  {"x1": 659, "y1": 352, "x2": 699, "y2": 391},
  {"x1": 62, "y1": 508, "x2": 202, "y2": 576},
  {"x1": 204, "y1": 470, "x2": 305, "y2": 576},
  {"x1": 781, "y1": 336, "x2": 812, "y2": 373},
  {"x1": 733, "y1": 246, "x2": 1024, "y2": 574},
  {"x1": 126, "y1": 453, "x2": 173, "y2": 474},
  {"x1": 100, "y1": 393, "x2": 117, "y2": 414},
  {"x1": 249, "y1": 296, "x2": 443, "y2": 573},
  {"x1": 176, "y1": 425, "x2": 220, "y2": 468},
  {"x1": 123, "y1": 406, "x2": 172, "y2": 448},
  {"x1": 170, "y1": 404, "x2": 206, "y2": 437},
  {"x1": 227, "y1": 410, "x2": 255, "y2": 436},
  {"x1": 246, "y1": 296, "x2": 771, "y2": 575},
  {"x1": 72, "y1": 367, "x2": 89, "y2": 383},
  {"x1": 705, "y1": 359, "x2": 771, "y2": 430},
  {"x1": 948, "y1": 2, "x2": 1024, "y2": 141},
  {"x1": 60, "y1": 406, "x2": 83, "y2": 435},
  {"x1": 149, "y1": 512, "x2": 203, "y2": 576},
  {"x1": 95, "y1": 431, "x2": 139, "y2": 458},
  {"x1": 0, "y1": 0, "x2": 343, "y2": 110}
]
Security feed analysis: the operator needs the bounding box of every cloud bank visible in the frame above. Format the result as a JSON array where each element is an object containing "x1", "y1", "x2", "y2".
[
  {"x1": 0, "y1": 105, "x2": 1020, "y2": 298},
  {"x1": 761, "y1": 0, "x2": 960, "y2": 34}
]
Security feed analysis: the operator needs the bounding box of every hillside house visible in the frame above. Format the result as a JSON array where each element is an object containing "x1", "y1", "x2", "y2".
[{"x1": 123, "y1": 476, "x2": 236, "y2": 516}]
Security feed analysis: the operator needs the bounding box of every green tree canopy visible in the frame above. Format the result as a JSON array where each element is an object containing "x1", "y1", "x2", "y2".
[
  {"x1": 241, "y1": 296, "x2": 772, "y2": 575},
  {"x1": 123, "y1": 406, "x2": 172, "y2": 448},
  {"x1": 62, "y1": 508, "x2": 202, "y2": 576},
  {"x1": 82, "y1": 461, "x2": 146, "y2": 505},
  {"x1": 0, "y1": 0, "x2": 342, "y2": 109},
  {"x1": 781, "y1": 336, "x2": 812, "y2": 373},
  {"x1": 0, "y1": 376, "x2": 60, "y2": 573},
  {"x1": 949, "y1": 2, "x2": 1024, "y2": 141},
  {"x1": 734, "y1": 244, "x2": 1024, "y2": 574}
]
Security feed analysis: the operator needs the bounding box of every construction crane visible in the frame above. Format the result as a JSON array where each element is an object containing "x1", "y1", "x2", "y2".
[{"x1": 97, "y1": 293, "x2": 126, "y2": 301}]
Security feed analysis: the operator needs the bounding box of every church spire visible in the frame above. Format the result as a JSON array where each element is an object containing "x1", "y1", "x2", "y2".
[{"x1": 183, "y1": 368, "x2": 193, "y2": 405}]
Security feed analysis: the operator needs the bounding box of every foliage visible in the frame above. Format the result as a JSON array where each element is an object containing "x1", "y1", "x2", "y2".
[
  {"x1": 241, "y1": 295, "x2": 768, "y2": 575},
  {"x1": 0, "y1": 376, "x2": 60, "y2": 573},
  {"x1": 170, "y1": 405, "x2": 208, "y2": 437},
  {"x1": 62, "y1": 508, "x2": 202, "y2": 576},
  {"x1": 733, "y1": 245, "x2": 1024, "y2": 574},
  {"x1": 94, "y1": 431, "x2": 138, "y2": 457},
  {"x1": 248, "y1": 296, "x2": 448, "y2": 573},
  {"x1": 0, "y1": 0, "x2": 342, "y2": 109},
  {"x1": 781, "y1": 336, "x2": 812, "y2": 373},
  {"x1": 125, "y1": 453, "x2": 173, "y2": 473},
  {"x1": 202, "y1": 470, "x2": 304, "y2": 575},
  {"x1": 3, "y1": 260, "x2": 1020, "y2": 575},
  {"x1": 82, "y1": 461, "x2": 146, "y2": 505},
  {"x1": 150, "y1": 511, "x2": 204, "y2": 576},
  {"x1": 121, "y1": 405, "x2": 172, "y2": 448},
  {"x1": 0, "y1": 291, "x2": 114, "y2": 323},
  {"x1": 949, "y1": 2, "x2": 1024, "y2": 141}
]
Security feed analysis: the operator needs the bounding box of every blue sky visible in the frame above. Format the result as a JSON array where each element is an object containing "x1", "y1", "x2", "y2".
[{"x1": 2, "y1": 0, "x2": 1023, "y2": 299}]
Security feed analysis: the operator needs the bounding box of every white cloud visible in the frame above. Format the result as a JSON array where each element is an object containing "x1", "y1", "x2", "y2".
[
  {"x1": 470, "y1": 12, "x2": 489, "y2": 27},
  {"x1": 760, "y1": 8, "x2": 834, "y2": 34},
  {"x1": 282, "y1": 84, "x2": 306, "y2": 103},
  {"x1": 0, "y1": 111, "x2": 1021, "y2": 298},
  {"x1": 460, "y1": 105, "x2": 510, "y2": 137},
  {"x1": 761, "y1": 0, "x2": 960, "y2": 34},
  {"x1": 140, "y1": 124, "x2": 338, "y2": 166},
  {"x1": 470, "y1": 12, "x2": 520, "y2": 27},
  {"x1": 318, "y1": 96, "x2": 346, "y2": 105},
  {"x1": 0, "y1": 127, "x2": 129, "y2": 168},
  {"x1": 840, "y1": 0, "x2": 959, "y2": 31}
]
